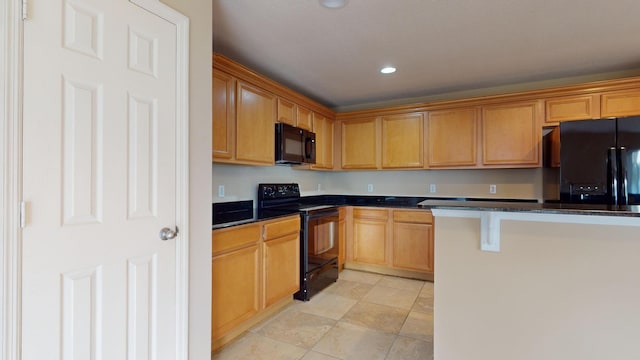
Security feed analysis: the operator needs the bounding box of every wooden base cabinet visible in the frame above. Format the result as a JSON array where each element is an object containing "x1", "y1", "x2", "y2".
[
  {"x1": 263, "y1": 217, "x2": 300, "y2": 308},
  {"x1": 346, "y1": 207, "x2": 433, "y2": 280},
  {"x1": 392, "y1": 210, "x2": 434, "y2": 273},
  {"x1": 352, "y1": 208, "x2": 389, "y2": 265},
  {"x1": 211, "y1": 215, "x2": 300, "y2": 351},
  {"x1": 211, "y1": 243, "x2": 260, "y2": 340}
]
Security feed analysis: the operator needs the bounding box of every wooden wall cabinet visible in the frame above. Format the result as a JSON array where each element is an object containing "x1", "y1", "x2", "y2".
[
  {"x1": 277, "y1": 98, "x2": 314, "y2": 131},
  {"x1": 212, "y1": 70, "x2": 235, "y2": 160},
  {"x1": 392, "y1": 210, "x2": 434, "y2": 273},
  {"x1": 544, "y1": 94, "x2": 600, "y2": 125},
  {"x1": 381, "y1": 113, "x2": 424, "y2": 169},
  {"x1": 601, "y1": 89, "x2": 640, "y2": 117},
  {"x1": 235, "y1": 81, "x2": 276, "y2": 165},
  {"x1": 312, "y1": 113, "x2": 335, "y2": 170},
  {"x1": 277, "y1": 97, "x2": 296, "y2": 126},
  {"x1": 426, "y1": 108, "x2": 478, "y2": 168},
  {"x1": 296, "y1": 105, "x2": 314, "y2": 131},
  {"x1": 211, "y1": 215, "x2": 300, "y2": 351},
  {"x1": 341, "y1": 117, "x2": 378, "y2": 169},
  {"x1": 481, "y1": 101, "x2": 542, "y2": 167},
  {"x1": 340, "y1": 113, "x2": 425, "y2": 170}
]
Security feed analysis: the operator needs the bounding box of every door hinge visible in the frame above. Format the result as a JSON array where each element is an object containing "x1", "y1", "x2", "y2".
[
  {"x1": 22, "y1": 0, "x2": 28, "y2": 20},
  {"x1": 19, "y1": 201, "x2": 26, "y2": 228}
]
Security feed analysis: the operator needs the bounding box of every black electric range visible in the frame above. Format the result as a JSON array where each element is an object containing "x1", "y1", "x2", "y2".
[{"x1": 258, "y1": 184, "x2": 339, "y2": 301}]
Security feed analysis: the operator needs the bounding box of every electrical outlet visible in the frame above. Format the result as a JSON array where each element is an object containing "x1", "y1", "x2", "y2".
[
  {"x1": 218, "y1": 185, "x2": 225, "y2": 198},
  {"x1": 429, "y1": 184, "x2": 437, "y2": 193},
  {"x1": 367, "y1": 184, "x2": 374, "y2": 192},
  {"x1": 489, "y1": 184, "x2": 497, "y2": 194},
  {"x1": 317, "y1": 183, "x2": 322, "y2": 192}
]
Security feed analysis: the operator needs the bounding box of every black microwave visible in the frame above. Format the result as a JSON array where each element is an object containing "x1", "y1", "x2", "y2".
[{"x1": 275, "y1": 123, "x2": 316, "y2": 165}]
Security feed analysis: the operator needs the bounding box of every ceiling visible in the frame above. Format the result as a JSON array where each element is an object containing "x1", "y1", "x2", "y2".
[{"x1": 213, "y1": 0, "x2": 640, "y2": 111}]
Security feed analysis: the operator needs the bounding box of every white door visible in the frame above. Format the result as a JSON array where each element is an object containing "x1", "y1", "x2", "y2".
[{"x1": 22, "y1": 1, "x2": 185, "y2": 359}]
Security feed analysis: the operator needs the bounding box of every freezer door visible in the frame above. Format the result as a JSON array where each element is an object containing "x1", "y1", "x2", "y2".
[
  {"x1": 560, "y1": 119, "x2": 616, "y2": 204},
  {"x1": 616, "y1": 116, "x2": 640, "y2": 205}
]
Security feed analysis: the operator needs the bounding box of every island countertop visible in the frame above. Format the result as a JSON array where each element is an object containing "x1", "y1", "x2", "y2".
[{"x1": 417, "y1": 199, "x2": 640, "y2": 217}]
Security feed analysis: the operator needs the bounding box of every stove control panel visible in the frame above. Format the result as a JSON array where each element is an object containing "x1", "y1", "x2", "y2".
[{"x1": 258, "y1": 183, "x2": 301, "y2": 200}]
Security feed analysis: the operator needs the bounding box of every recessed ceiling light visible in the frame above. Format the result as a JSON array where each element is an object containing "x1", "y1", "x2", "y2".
[
  {"x1": 319, "y1": 0, "x2": 347, "y2": 9},
  {"x1": 380, "y1": 66, "x2": 397, "y2": 74}
]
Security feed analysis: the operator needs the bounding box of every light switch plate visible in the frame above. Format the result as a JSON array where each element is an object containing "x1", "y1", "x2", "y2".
[{"x1": 218, "y1": 185, "x2": 225, "y2": 197}]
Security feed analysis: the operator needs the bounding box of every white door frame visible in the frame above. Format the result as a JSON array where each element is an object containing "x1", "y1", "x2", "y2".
[
  {"x1": 2, "y1": 1, "x2": 22, "y2": 360},
  {"x1": 1, "y1": 1, "x2": 190, "y2": 359}
]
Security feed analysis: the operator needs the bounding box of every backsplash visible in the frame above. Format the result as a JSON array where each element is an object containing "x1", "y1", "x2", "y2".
[{"x1": 212, "y1": 163, "x2": 542, "y2": 204}]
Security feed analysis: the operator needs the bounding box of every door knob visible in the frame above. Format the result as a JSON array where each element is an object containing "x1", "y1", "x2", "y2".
[{"x1": 159, "y1": 226, "x2": 179, "y2": 241}]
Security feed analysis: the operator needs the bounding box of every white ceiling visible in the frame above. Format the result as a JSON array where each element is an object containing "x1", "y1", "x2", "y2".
[{"x1": 213, "y1": 0, "x2": 640, "y2": 111}]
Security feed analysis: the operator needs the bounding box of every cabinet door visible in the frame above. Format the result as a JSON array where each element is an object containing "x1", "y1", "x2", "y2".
[
  {"x1": 211, "y1": 244, "x2": 260, "y2": 340},
  {"x1": 352, "y1": 208, "x2": 389, "y2": 265},
  {"x1": 482, "y1": 101, "x2": 542, "y2": 166},
  {"x1": 212, "y1": 71, "x2": 235, "y2": 160},
  {"x1": 263, "y1": 233, "x2": 300, "y2": 308},
  {"x1": 427, "y1": 108, "x2": 478, "y2": 167},
  {"x1": 381, "y1": 113, "x2": 424, "y2": 169},
  {"x1": 296, "y1": 105, "x2": 313, "y2": 131},
  {"x1": 353, "y1": 218, "x2": 387, "y2": 265},
  {"x1": 277, "y1": 97, "x2": 296, "y2": 126},
  {"x1": 392, "y1": 210, "x2": 434, "y2": 273},
  {"x1": 312, "y1": 113, "x2": 334, "y2": 169},
  {"x1": 393, "y1": 222, "x2": 433, "y2": 273},
  {"x1": 545, "y1": 94, "x2": 600, "y2": 125},
  {"x1": 236, "y1": 81, "x2": 276, "y2": 165},
  {"x1": 601, "y1": 90, "x2": 640, "y2": 117},
  {"x1": 341, "y1": 117, "x2": 378, "y2": 169}
]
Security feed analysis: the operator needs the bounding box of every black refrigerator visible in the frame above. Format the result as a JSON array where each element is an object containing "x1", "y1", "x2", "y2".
[{"x1": 560, "y1": 117, "x2": 640, "y2": 205}]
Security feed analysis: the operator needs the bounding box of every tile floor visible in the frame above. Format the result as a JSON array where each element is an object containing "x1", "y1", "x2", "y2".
[{"x1": 212, "y1": 269, "x2": 434, "y2": 360}]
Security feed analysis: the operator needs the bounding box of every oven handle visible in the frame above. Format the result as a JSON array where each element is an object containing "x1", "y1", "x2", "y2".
[{"x1": 306, "y1": 208, "x2": 339, "y2": 220}]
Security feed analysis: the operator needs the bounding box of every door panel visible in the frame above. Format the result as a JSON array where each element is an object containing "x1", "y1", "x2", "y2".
[{"x1": 22, "y1": 1, "x2": 180, "y2": 358}]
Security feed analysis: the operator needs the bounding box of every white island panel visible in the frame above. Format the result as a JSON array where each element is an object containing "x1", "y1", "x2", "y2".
[{"x1": 434, "y1": 214, "x2": 640, "y2": 360}]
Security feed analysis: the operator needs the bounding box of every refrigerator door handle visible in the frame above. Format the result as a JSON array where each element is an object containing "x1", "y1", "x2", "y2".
[
  {"x1": 608, "y1": 147, "x2": 619, "y2": 205},
  {"x1": 619, "y1": 147, "x2": 628, "y2": 205}
]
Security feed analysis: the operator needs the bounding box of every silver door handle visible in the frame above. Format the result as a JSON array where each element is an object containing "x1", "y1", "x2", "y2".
[{"x1": 159, "y1": 226, "x2": 179, "y2": 241}]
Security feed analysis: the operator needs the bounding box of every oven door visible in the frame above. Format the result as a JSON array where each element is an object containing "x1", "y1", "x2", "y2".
[{"x1": 306, "y1": 209, "x2": 339, "y2": 270}]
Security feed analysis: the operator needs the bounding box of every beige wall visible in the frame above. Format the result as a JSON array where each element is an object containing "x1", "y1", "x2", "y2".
[
  {"x1": 161, "y1": 0, "x2": 212, "y2": 358},
  {"x1": 212, "y1": 163, "x2": 542, "y2": 204},
  {"x1": 435, "y1": 216, "x2": 640, "y2": 360}
]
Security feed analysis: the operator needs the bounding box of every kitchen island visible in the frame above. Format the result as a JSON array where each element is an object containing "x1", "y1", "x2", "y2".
[{"x1": 418, "y1": 200, "x2": 640, "y2": 360}]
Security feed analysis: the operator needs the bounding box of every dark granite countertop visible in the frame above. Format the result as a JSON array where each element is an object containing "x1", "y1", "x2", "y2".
[
  {"x1": 418, "y1": 199, "x2": 640, "y2": 217},
  {"x1": 212, "y1": 210, "x2": 300, "y2": 230},
  {"x1": 213, "y1": 195, "x2": 539, "y2": 229}
]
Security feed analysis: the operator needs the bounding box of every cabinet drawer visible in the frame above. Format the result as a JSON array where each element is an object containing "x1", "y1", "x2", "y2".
[
  {"x1": 212, "y1": 223, "x2": 261, "y2": 255},
  {"x1": 263, "y1": 216, "x2": 300, "y2": 241},
  {"x1": 353, "y1": 208, "x2": 388, "y2": 220},
  {"x1": 393, "y1": 210, "x2": 433, "y2": 224}
]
